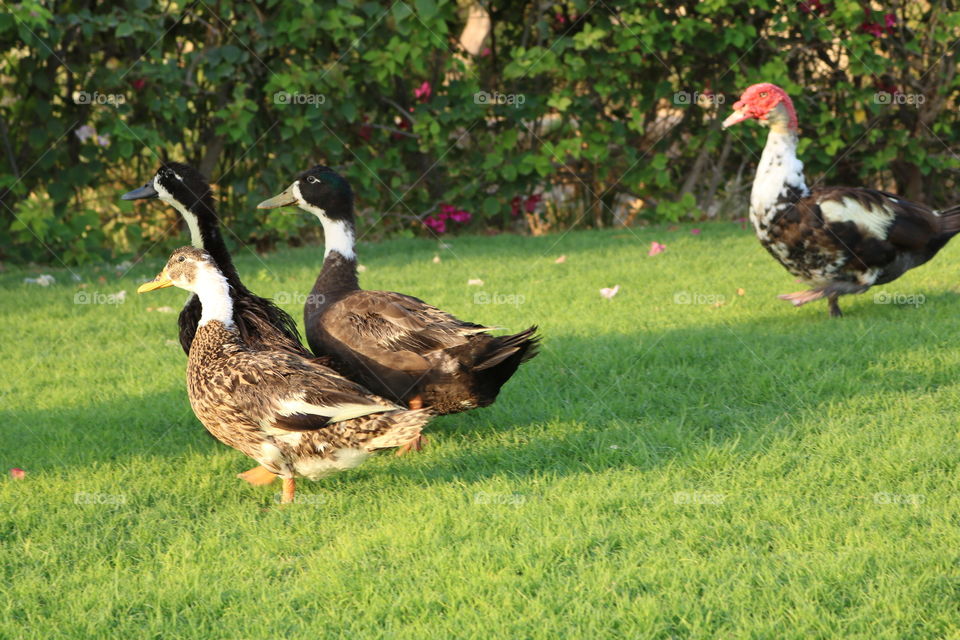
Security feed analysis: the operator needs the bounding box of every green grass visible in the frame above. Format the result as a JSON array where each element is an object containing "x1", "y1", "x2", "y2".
[{"x1": 4, "y1": 222, "x2": 960, "y2": 638}]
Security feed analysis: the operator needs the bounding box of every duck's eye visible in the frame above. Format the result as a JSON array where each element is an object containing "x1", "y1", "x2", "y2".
[
  {"x1": 307, "y1": 176, "x2": 320, "y2": 184},
  {"x1": 177, "y1": 256, "x2": 185, "y2": 263},
  {"x1": 759, "y1": 91, "x2": 768, "y2": 98}
]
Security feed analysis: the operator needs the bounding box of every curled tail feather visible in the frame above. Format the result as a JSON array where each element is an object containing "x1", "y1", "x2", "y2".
[{"x1": 937, "y1": 204, "x2": 960, "y2": 236}]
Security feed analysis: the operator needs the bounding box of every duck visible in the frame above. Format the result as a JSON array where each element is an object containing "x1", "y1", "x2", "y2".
[
  {"x1": 722, "y1": 82, "x2": 960, "y2": 317},
  {"x1": 257, "y1": 166, "x2": 539, "y2": 452},
  {"x1": 137, "y1": 247, "x2": 433, "y2": 504},
  {"x1": 122, "y1": 162, "x2": 310, "y2": 356}
]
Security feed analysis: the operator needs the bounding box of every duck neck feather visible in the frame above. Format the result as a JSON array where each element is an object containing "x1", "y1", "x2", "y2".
[
  {"x1": 193, "y1": 267, "x2": 235, "y2": 329},
  {"x1": 751, "y1": 125, "x2": 808, "y2": 223},
  {"x1": 164, "y1": 192, "x2": 243, "y2": 288}
]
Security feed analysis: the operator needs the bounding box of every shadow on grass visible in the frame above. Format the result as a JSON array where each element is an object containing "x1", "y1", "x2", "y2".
[
  {"x1": 6, "y1": 293, "x2": 958, "y2": 491},
  {"x1": 375, "y1": 300, "x2": 960, "y2": 484},
  {"x1": 0, "y1": 388, "x2": 216, "y2": 471}
]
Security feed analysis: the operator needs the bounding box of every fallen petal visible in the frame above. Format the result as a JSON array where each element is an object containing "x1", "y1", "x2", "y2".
[
  {"x1": 737, "y1": 288, "x2": 745, "y2": 296},
  {"x1": 10, "y1": 468, "x2": 25, "y2": 480},
  {"x1": 600, "y1": 285, "x2": 620, "y2": 299},
  {"x1": 554, "y1": 255, "x2": 567, "y2": 264},
  {"x1": 648, "y1": 242, "x2": 666, "y2": 257},
  {"x1": 432, "y1": 255, "x2": 441, "y2": 264},
  {"x1": 690, "y1": 228, "x2": 701, "y2": 235},
  {"x1": 24, "y1": 274, "x2": 56, "y2": 286},
  {"x1": 467, "y1": 278, "x2": 484, "y2": 286},
  {"x1": 357, "y1": 264, "x2": 368, "y2": 273}
]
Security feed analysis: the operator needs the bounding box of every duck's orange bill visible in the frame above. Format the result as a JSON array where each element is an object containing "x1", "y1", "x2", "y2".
[{"x1": 137, "y1": 269, "x2": 174, "y2": 293}]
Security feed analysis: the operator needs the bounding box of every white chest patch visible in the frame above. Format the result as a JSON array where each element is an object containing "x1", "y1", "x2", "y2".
[
  {"x1": 750, "y1": 130, "x2": 807, "y2": 224},
  {"x1": 819, "y1": 198, "x2": 894, "y2": 239}
]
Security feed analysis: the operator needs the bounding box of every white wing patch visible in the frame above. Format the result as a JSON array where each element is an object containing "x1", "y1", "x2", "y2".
[
  {"x1": 819, "y1": 198, "x2": 894, "y2": 239},
  {"x1": 276, "y1": 395, "x2": 395, "y2": 424}
]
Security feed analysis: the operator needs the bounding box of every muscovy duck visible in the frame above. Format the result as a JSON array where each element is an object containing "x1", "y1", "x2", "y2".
[{"x1": 722, "y1": 83, "x2": 960, "y2": 317}]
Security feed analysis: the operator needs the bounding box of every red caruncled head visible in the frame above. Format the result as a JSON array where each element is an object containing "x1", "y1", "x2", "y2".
[{"x1": 722, "y1": 83, "x2": 798, "y2": 131}]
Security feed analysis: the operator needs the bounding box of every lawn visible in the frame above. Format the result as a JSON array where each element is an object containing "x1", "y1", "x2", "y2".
[{"x1": 3, "y1": 222, "x2": 960, "y2": 638}]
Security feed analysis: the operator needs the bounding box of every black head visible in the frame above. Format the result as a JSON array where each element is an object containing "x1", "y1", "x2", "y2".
[
  {"x1": 257, "y1": 165, "x2": 354, "y2": 222},
  {"x1": 122, "y1": 162, "x2": 212, "y2": 214}
]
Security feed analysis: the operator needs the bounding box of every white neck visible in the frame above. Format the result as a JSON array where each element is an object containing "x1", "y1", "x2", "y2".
[
  {"x1": 156, "y1": 180, "x2": 204, "y2": 249},
  {"x1": 178, "y1": 205, "x2": 204, "y2": 249},
  {"x1": 750, "y1": 125, "x2": 808, "y2": 225},
  {"x1": 293, "y1": 182, "x2": 355, "y2": 259},
  {"x1": 192, "y1": 267, "x2": 235, "y2": 328}
]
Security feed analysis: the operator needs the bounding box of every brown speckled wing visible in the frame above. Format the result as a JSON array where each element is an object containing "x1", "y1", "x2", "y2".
[{"x1": 322, "y1": 290, "x2": 493, "y2": 372}]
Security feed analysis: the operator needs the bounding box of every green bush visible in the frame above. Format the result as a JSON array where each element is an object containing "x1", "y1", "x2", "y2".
[{"x1": 1, "y1": 0, "x2": 957, "y2": 264}]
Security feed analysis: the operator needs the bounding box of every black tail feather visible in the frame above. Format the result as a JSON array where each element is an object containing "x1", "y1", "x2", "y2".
[
  {"x1": 937, "y1": 204, "x2": 960, "y2": 236},
  {"x1": 475, "y1": 326, "x2": 540, "y2": 371},
  {"x1": 469, "y1": 326, "x2": 540, "y2": 407}
]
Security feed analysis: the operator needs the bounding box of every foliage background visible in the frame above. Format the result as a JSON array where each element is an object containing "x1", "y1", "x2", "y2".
[{"x1": 1, "y1": 0, "x2": 957, "y2": 264}]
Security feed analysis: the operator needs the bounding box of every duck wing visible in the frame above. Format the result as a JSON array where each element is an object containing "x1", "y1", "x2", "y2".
[
  {"x1": 217, "y1": 349, "x2": 400, "y2": 433},
  {"x1": 807, "y1": 187, "x2": 941, "y2": 255},
  {"x1": 323, "y1": 290, "x2": 494, "y2": 372}
]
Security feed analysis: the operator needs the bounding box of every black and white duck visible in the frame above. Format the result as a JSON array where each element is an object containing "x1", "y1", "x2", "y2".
[
  {"x1": 137, "y1": 247, "x2": 433, "y2": 504},
  {"x1": 723, "y1": 83, "x2": 960, "y2": 317},
  {"x1": 258, "y1": 166, "x2": 539, "y2": 452},
  {"x1": 122, "y1": 162, "x2": 309, "y2": 355}
]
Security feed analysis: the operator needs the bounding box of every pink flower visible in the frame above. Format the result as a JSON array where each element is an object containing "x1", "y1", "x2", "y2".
[
  {"x1": 648, "y1": 241, "x2": 666, "y2": 256},
  {"x1": 10, "y1": 468, "x2": 25, "y2": 480},
  {"x1": 434, "y1": 204, "x2": 471, "y2": 225},
  {"x1": 423, "y1": 215, "x2": 446, "y2": 234},
  {"x1": 480, "y1": 47, "x2": 492, "y2": 57},
  {"x1": 130, "y1": 78, "x2": 147, "y2": 91},
  {"x1": 414, "y1": 81, "x2": 432, "y2": 101},
  {"x1": 690, "y1": 228, "x2": 701, "y2": 235},
  {"x1": 884, "y1": 13, "x2": 896, "y2": 29},
  {"x1": 524, "y1": 194, "x2": 541, "y2": 213},
  {"x1": 859, "y1": 21, "x2": 884, "y2": 37},
  {"x1": 600, "y1": 285, "x2": 620, "y2": 299}
]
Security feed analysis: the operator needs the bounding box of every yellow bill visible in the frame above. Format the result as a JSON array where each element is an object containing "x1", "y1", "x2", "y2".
[
  {"x1": 137, "y1": 269, "x2": 175, "y2": 293},
  {"x1": 257, "y1": 185, "x2": 297, "y2": 209}
]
